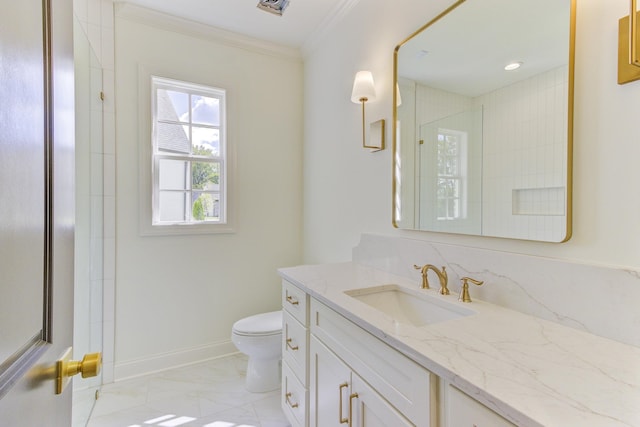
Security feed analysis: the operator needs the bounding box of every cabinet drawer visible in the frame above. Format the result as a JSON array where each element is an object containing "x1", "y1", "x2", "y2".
[
  {"x1": 283, "y1": 310, "x2": 308, "y2": 385},
  {"x1": 311, "y1": 298, "x2": 436, "y2": 426},
  {"x1": 282, "y1": 280, "x2": 308, "y2": 325},
  {"x1": 447, "y1": 385, "x2": 516, "y2": 427},
  {"x1": 282, "y1": 361, "x2": 307, "y2": 427}
]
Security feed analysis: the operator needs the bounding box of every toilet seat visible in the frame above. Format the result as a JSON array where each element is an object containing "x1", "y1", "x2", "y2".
[{"x1": 232, "y1": 310, "x2": 282, "y2": 336}]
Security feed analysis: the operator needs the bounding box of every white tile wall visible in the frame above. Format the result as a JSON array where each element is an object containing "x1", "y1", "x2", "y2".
[
  {"x1": 478, "y1": 66, "x2": 569, "y2": 241},
  {"x1": 73, "y1": 0, "x2": 117, "y2": 387},
  {"x1": 412, "y1": 66, "x2": 569, "y2": 241}
]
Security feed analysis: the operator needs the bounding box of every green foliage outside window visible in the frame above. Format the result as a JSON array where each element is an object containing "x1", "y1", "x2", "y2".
[
  {"x1": 193, "y1": 198, "x2": 205, "y2": 221},
  {"x1": 191, "y1": 146, "x2": 219, "y2": 190}
]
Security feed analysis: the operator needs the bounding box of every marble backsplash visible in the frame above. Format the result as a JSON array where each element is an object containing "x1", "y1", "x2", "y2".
[{"x1": 352, "y1": 233, "x2": 640, "y2": 348}]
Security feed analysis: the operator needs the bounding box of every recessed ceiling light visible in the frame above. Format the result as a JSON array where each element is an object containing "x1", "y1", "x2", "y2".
[{"x1": 504, "y1": 61, "x2": 523, "y2": 71}]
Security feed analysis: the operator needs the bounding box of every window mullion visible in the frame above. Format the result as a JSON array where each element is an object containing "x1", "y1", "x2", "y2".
[{"x1": 186, "y1": 160, "x2": 192, "y2": 222}]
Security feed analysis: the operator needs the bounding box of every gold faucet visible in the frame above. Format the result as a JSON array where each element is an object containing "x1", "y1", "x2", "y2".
[
  {"x1": 413, "y1": 264, "x2": 449, "y2": 295},
  {"x1": 458, "y1": 277, "x2": 484, "y2": 302}
]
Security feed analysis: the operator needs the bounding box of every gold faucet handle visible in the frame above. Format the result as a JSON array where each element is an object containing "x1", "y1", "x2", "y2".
[
  {"x1": 458, "y1": 277, "x2": 484, "y2": 303},
  {"x1": 413, "y1": 264, "x2": 430, "y2": 289}
]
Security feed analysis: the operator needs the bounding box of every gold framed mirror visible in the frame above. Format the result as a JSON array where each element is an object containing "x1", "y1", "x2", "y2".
[{"x1": 393, "y1": 0, "x2": 575, "y2": 242}]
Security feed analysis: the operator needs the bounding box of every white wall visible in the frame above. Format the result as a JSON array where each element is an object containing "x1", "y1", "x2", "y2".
[
  {"x1": 303, "y1": 0, "x2": 640, "y2": 272},
  {"x1": 114, "y1": 7, "x2": 303, "y2": 378}
]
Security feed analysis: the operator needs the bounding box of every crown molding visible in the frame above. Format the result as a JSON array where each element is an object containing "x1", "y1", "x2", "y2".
[
  {"x1": 301, "y1": 0, "x2": 362, "y2": 58},
  {"x1": 115, "y1": 3, "x2": 302, "y2": 61}
]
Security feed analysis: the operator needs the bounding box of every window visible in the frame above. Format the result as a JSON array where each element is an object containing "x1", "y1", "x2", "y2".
[
  {"x1": 151, "y1": 77, "x2": 226, "y2": 226},
  {"x1": 436, "y1": 128, "x2": 467, "y2": 220}
]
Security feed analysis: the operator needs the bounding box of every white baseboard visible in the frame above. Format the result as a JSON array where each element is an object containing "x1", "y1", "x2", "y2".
[{"x1": 113, "y1": 340, "x2": 238, "y2": 382}]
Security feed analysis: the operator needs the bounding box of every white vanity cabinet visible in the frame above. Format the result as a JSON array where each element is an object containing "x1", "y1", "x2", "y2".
[
  {"x1": 444, "y1": 383, "x2": 516, "y2": 427},
  {"x1": 281, "y1": 280, "x2": 521, "y2": 427},
  {"x1": 310, "y1": 335, "x2": 413, "y2": 426},
  {"x1": 281, "y1": 280, "x2": 310, "y2": 427},
  {"x1": 281, "y1": 280, "x2": 436, "y2": 427},
  {"x1": 278, "y1": 261, "x2": 639, "y2": 427},
  {"x1": 310, "y1": 298, "x2": 436, "y2": 426}
]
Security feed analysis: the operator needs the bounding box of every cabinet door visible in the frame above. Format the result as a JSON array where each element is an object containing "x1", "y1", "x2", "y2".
[
  {"x1": 351, "y1": 374, "x2": 413, "y2": 427},
  {"x1": 283, "y1": 310, "x2": 308, "y2": 384},
  {"x1": 447, "y1": 385, "x2": 516, "y2": 427},
  {"x1": 282, "y1": 361, "x2": 307, "y2": 427},
  {"x1": 309, "y1": 336, "x2": 352, "y2": 427}
]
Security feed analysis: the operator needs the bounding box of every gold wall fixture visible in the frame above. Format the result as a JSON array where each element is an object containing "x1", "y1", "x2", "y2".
[
  {"x1": 369, "y1": 119, "x2": 385, "y2": 152},
  {"x1": 618, "y1": 0, "x2": 640, "y2": 84},
  {"x1": 351, "y1": 71, "x2": 384, "y2": 152}
]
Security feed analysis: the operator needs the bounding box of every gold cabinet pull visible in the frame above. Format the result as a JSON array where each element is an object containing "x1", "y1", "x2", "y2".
[
  {"x1": 348, "y1": 392, "x2": 359, "y2": 427},
  {"x1": 285, "y1": 294, "x2": 299, "y2": 305},
  {"x1": 285, "y1": 392, "x2": 299, "y2": 408},
  {"x1": 286, "y1": 337, "x2": 299, "y2": 351},
  {"x1": 338, "y1": 382, "x2": 349, "y2": 424}
]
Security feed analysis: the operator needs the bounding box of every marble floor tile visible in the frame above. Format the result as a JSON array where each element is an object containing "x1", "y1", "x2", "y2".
[{"x1": 87, "y1": 355, "x2": 290, "y2": 427}]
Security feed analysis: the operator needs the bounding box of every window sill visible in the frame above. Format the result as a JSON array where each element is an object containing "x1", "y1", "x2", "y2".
[{"x1": 139, "y1": 222, "x2": 236, "y2": 236}]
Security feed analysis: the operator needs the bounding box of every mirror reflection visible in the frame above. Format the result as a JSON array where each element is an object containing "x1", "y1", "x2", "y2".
[{"x1": 393, "y1": 0, "x2": 574, "y2": 242}]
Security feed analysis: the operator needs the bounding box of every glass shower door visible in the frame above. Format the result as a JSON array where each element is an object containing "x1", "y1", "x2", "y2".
[
  {"x1": 73, "y1": 16, "x2": 104, "y2": 427},
  {"x1": 417, "y1": 106, "x2": 483, "y2": 234}
]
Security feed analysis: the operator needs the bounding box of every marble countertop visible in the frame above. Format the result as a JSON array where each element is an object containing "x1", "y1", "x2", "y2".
[{"x1": 278, "y1": 262, "x2": 640, "y2": 427}]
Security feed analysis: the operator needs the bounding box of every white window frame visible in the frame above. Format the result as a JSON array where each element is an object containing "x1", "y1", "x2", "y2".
[{"x1": 139, "y1": 74, "x2": 234, "y2": 236}]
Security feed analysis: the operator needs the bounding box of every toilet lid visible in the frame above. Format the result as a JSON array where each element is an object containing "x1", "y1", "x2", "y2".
[{"x1": 232, "y1": 310, "x2": 282, "y2": 336}]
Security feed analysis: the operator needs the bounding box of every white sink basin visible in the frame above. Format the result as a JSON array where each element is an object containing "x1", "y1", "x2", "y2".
[{"x1": 344, "y1": 284, "x2": 474, "y2": 326}]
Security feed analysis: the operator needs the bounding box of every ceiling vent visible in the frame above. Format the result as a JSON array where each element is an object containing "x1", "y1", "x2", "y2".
[{"x1": 257, "y1": 0, "x2": 290, "y2": 16}]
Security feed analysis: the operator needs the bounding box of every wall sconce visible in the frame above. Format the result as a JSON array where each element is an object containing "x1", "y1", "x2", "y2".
[
  {"x1": 618, "y1": 0, "x2": 640, "y2": 84},
  {"x1": 351, "y1": 71, "x2": 384, "y2": 151}
]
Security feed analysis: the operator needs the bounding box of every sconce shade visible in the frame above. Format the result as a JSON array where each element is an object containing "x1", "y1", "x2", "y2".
[{"x1": 351, "y1": 71, "x2": 376, "y2": 103}]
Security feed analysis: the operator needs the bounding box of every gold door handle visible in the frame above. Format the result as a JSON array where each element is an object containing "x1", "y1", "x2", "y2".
[
  {"x1": 339, "y1": 382, "x2": 349, "y2": 424},
  {"x1": 285, "y1": 294, "x2": 299, "y2": 305},
  {"x1": 286, "y1": 337, "x2": 299, "y2": 351},
  {"x1": 285, "y1": 392, "x2": 299, "y2": 408},
  {"x1": 56, "y1": 348, "x2": 102, "y2": 394},
  {"x1": 348, "y1": 392, "x2": 359, "y2": 427}
]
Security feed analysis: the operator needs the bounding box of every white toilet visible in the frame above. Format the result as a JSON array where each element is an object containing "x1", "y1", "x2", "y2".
[{"x1": 231, "y1": 310, "x2": 283, "y2": 392}]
